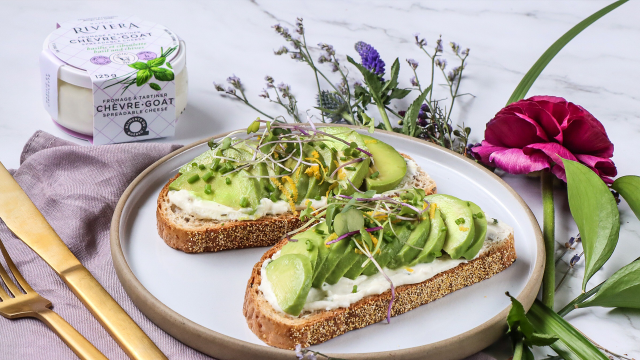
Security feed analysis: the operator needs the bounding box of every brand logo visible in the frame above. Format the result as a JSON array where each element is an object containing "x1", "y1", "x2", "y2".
[
  {"x1": 110, "y1": 52, "x2": 138, "y2": 65},
  {"x1": 73, "y1": 23, "x2": 140, "y2": 34},
  {"x1": 124, "y1": 117, "x2": 150, "y2": 137}
]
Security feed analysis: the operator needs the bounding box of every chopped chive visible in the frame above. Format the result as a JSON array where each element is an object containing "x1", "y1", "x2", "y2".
[
  {"x1": 199, "y1": 164, "x2": 206, "y2": 170},
  {"x1": 210, "y1": 158, "x2": 221, "y2": 170},
  {"x1": 455, "y1": 218, "x2": 465, "y2": 225},
  {"x1": 319, "y1": 143, "x2": 327, "y2": 149},
  {"x1": 306, "y1": 239, "x2": 314, "y2": 251},
  {"x1": 493, "y1": 219, "x2": 498, "y2": 224},
  {"x1": 407, "y1": 223, "x2": 415, "y2": 230},
  {"x1": 340, "y1": 156, "x2": 348, "y2": 161},
  {"x1": 370, "y1": 171, "x2": 380, "y2": 179},
  {"x1": 343, "y1": 149, "x2": 352, "y2": 157},
  {"x1": 314, "y1": 195, "x2": 322, "y2": 201},
  {"x1": 225, "y1": 177, "x2": 231, "y2": 185},
  {"x1": 352, "y1": 285, "x2": 358, "y2": 293},
  {"x1": 266, "y1": 183, "x2": 276, "y2": 192},
  {"x1": 187, "y1": 174, "x2": 200, "y2": 184},
  {"x1": 349, "y1": 141, "x2": 357, "y2": 149},
  {"x1": 351, "y1": 149, "x2": 360, "y2": 156},
  {"x1": 476, "y1": 212, "x2": 484, "y2": 219},
  {"x1": 204, "y1": 184, "x2": 212, "y2": 194},
  {"x1": 240, "y1": 197, "x2": 249, "y2": 207},
  {"x1": 270, "y1": 193, "x2": 279, "y2": 202},
  {"x1": 345, "y1": 166, "x2": 356, "y2": 171},
  {"x1": 315, "y1": 228, "x2": 325, "y2": 235},
  {"x1": 191, "y1": 162, "x2": 198, "y2": 167},
  {"x1": 207, "y1": 139, "x2": 215, "y2": 148},
  {"x1": 202, "y1": 171, "x2": 214, "y2": 182}
]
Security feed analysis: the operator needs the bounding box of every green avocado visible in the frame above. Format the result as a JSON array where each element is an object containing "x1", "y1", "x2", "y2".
[
  {"x1": 310, "y1": 223, "x2": 331, "y2": 278},
  {"x1": 425, "y1": 194, "x2": 476, "y2": 259},
  {"x1": 393, "y1": 217, "x2": 431, "y2": 266},
  {"x1": 410, "y1": 208, "x2": 447, "y2": 265},
  {"x1": 361, "y1": 224, "x2": 412, "y2": 276},
  {"x1": 312, "y1": 233, "x2": 352, "y2": 288},
  {"x1": 461, "y1": 202, "x2": 488, "y2": 259},
  {"x1": 265, "y1": 254, "x2": 313, "y2": 316},
  {"x1": 321, "y1": 127, "x2": 371, "y2": 195},
  {"x1": 361, "y1": 135, "x2": 407, "y2": 193},
  {"x1": 280, "y1": 233, "x2": 320, "y2": 270},
  {"x1": 325, "y1": 228, "x2": 374, "y2": 284}
]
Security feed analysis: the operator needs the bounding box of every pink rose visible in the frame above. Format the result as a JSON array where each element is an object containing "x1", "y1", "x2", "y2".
[{"x1": 471, "y1": 96, "x2": 616, "y2": 183}]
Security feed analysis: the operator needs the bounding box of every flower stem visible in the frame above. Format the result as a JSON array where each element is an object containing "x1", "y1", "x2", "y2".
[
  {"x1": 377, "y1": 103, "x2": 393, "y2": 131},
  {"x1": 557, "y1": 280, "x2": 605, "y2": 317},
  {"x1": 512, "y1": 338, "x2": 524, "y2": 360},
  {"x1": 301, "y1": 32, "x2": 325, "y2": 122},
  {"x1": 542, "y1": 170, "x2": 556, "y2": 309}
]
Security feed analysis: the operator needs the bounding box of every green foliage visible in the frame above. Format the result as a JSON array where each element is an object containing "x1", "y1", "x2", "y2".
[
  {"x1": 563, "y1": 159, "x2": 620, "y2": 291},
  {"x1": 402, "y1": 86, "x2": 431, "y2": 137},
  {"x1": 507, "y1": 0, "x2": 629, "y2": 104},
  {"x1": 612, "y1": 175, "x2": 640, "y2": 221},
  {"x1": 527, "y1": 300, "x2": 608, "y2": 360},
  {"x1": 579, "y1": 258, "x2": 640, "y2": 309},
  {"x1": 506, "y1": 294, "x2": 558, "y2": 360}
]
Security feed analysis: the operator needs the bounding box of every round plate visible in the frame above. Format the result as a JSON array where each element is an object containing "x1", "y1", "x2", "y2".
[{"x1": 111, "y1": 127, "x2": 544, "y2": 360}]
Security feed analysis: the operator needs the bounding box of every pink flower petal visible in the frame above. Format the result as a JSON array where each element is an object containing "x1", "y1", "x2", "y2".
[
  {"x1": 485, "y1": 113, "x2": 549, "y2": 148},
  {"x1": 470, "y1": 141, "x2": 506, "y2": 165},
  {"x1": 520, "y1": 103, "x2": 563, "y2": 143},
  {"x1": 551, "y1": 164, "x2": 567, "y2": 182},
  {"x1": 528, "y1": 95, "x2": 566, "y2": 103},
  {"x1": 523, "y1": 142, "x2": 577, "y2": 166},
  {"x1": 575, "y1": 154, "x2": 618, "y2": 178},
  {"x1": 562, "y1": 114, "x2": 614, "y2": 158},
  {"x1": 488, "y1": 148, "x2": 551, "y2": 174}
]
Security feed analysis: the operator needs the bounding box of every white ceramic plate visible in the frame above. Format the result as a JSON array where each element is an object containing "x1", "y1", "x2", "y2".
[{"x1": 112, "y1": 128, "x2": 543, "y2": 360}]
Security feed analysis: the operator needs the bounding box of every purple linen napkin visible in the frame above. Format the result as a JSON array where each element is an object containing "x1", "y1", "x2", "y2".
[{"x1": 0, "y1": 131, "x2": 495, "y2": 360}]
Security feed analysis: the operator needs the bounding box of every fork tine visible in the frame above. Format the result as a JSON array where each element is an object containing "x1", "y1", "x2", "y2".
[{"x1": 0, "y1": 238, "x2": 29, "y2": 295}]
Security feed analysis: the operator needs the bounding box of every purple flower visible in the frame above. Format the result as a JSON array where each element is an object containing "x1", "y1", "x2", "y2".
[
  {"x1": 354, "y1": 41, "x2": 385, "y2": 75},
  {"x1": 226, "y1": 75, "x2": 242, "y2": 89},
  {"x1": 410, "y1": 76, "x2": 418, "y2": 87},
  {"x1": 406, "y1": 58, "x2": 419, "y2": 70},
  {"x1": 413, "y1": 33, "x2": 426, "y2": 48},
  {"x1": 213, "y1": 82, "x2": 225, "y2": 92},
  {"x1": 295, "y1": 344, "x2": 303, "y2": 359},
  {"x1": 418, "y1": 103, "x2": 430, "y2": 120}
]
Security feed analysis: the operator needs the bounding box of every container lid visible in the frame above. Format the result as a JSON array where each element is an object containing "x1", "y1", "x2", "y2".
[{"x1": 41, "y1": 16, "x2": 186, "y2": 89}]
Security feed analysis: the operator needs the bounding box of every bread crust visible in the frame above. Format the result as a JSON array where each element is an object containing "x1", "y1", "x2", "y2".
[
  {"x1": 243, "y1": 234, "x2": 516, "y2": 349},
  {"x1": 157, "y1": 154, "x2": 436, "y2": 253}
]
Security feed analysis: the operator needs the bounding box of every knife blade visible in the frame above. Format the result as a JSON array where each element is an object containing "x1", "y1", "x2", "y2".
[{"x1": 0, "y1": 162, "x2": 166, "y2": 359}]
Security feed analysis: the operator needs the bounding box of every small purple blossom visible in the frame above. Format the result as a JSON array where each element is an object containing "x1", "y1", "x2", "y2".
[
  {"x1": 435, "y1": 58, "x2": 447, "y2": 70},
  {"x1": 398, "y1": 110, "x2": 406, "y2": 117},
  {"x1": 413, "y1": 33, "x2": 426, "y2": 48},
  {"x1": 225, "y1": 87, "x2": 236, "y2": 95},
  {"x1": 295, "y1": 344, "x2": 303, "y2": 359},
  {"x1": 410, "y1": 76, "x2": 418, "y2": 87},
  {"x1": 418, "y1": 103, "x2": 430, "y2": 120},
  {"x1": 213, "y1": 82, "x2": 224, "y2": 92},
  {"x1": 259, "y1": 89, "x2": 269, "y2": 98},
  {"x1": 406, "y1": 58, "x2": 419, "y2": 70},
  {"x1": 226, "y1": 75, "x2": 242, "y2": 89},
  {"x1": 354, "y1": 41, "x2": 385, "y2": 75},
  {"x1": 295, "y1": 18, "x2": 304, "y2": 35},
  {"x1": 450, "y1": 42, "x2": 460, "y2": 55},
  {"x1": 461, "y1": 48, "x2": 470, "y2": 56},
  {"x1": 274, "y1": 46, "x2": 289, "y2": 55},
  {"x1": 290, "y1": 52, "x2": 303, "y2": 61},
  {"x1": 570, "y1": 253, "x2": 582, "y2": 267},
  {"x1": 435, "y1": 37, "x2": 443, "y2": 52}
]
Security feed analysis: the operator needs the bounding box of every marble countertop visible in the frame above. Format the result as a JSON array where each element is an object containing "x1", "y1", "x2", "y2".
[{"x1": 2, "y1": 1, "x2": 639, "y2": 358}]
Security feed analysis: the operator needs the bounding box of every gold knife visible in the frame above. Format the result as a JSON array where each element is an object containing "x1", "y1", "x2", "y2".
[{"x1": 0, "y1": 163, "x2": 167, "y2": 360}]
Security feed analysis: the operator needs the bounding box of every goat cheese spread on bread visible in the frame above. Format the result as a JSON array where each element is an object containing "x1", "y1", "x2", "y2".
[{"x1": 259, "y1": 217, "x2": 513, "y2": 315}]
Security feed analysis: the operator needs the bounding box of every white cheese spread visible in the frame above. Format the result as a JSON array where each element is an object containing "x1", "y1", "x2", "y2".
[
  {"x1": 259, "y1": 217, "x2": 513, "y2": 316},
  {"x1": 168, "y1": 189, "x2": 326, "y2": 221}
]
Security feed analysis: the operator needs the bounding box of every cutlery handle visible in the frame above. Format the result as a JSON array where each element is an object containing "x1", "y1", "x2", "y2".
[
  {"x1": 62, "y1": 266, "x2": 167, "y2": 360},
  {"x1": 37, "y1": 308, "x2": 108, "y2": 360}
]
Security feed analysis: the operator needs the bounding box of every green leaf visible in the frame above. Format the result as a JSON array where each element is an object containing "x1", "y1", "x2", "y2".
[
  {"x1": 128, "y1": 62, "x2": 149, "y2": 70},
  {"x1": 388, "y1": 88, "x2": 412, "y2": 100},
  {"x1": 347, "y1": 56, "x2": 382, "y2": 104},
  {"x1": 527, "y1": 300, "x2": 608, "y2": 360},
  {"x1": 506, "y1": 0, "x2": 629, "y2": 105},
  {"x1": 526, "y1": 333, "x2": 560, "y2": 347},
  {"x1": 358, "y1": 109, "x2": 375, "y2": 134},
  {"x1": 578, "y1": 259, "x2": 640, "y2": 309},
  {"x1": 136, "y1": 69, "x2": 152, "y2": 86},
  {"x1": 382, "y1": 58, "x2": 400, "y2": 92},
  {"x1": 166, "y1": 62, "x2": 173, "y2": 69},
  {"x1": 147, "y1": 56, "x2": 166, "y2": 67},
  {"x1": 149, "y1": 82, "x2": 161, "y2": 91},
  {"x1": 612, "y1": 175, "x2": 640, "y2": 221},
  {"x1": 402, "y1": 86, "x2": 430, "y2": 137},
  {"x1": 507, "y1": 294, "x2": 534, "y2": 339},
  {"x1": 151, "y1": 67, "x2": 175, "y2": 81},
  {"x1": 563, "y1": 159, "x2": 620, "y2": 290}
]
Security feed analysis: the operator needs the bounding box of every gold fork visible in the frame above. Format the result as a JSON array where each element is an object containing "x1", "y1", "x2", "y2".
[{"x1": 0, "y1": 237, "x2": 108, "y2": 360}]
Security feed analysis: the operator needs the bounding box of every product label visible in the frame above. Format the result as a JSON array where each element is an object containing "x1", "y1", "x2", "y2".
[{"x1": 45, "y1": 16, "x2": 180, "y2": 144}]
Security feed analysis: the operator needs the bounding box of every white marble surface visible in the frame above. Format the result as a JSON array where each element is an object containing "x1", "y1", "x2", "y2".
[{"x1": 2, "y1": 1, "x2": 639, "y2": 358}]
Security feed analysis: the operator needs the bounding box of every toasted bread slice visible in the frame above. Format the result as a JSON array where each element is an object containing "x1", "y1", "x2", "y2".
[
  {"x1": 243, "y1": 230, "x2": 516, "y2": 349},
  {"x1": 157, "y1": 154, "x2": 436, "y2": 253}
]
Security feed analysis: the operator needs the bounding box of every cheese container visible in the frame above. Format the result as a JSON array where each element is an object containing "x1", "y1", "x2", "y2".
[{"x1": 40, "y1": 16, "x2": 188, "y2": 144}]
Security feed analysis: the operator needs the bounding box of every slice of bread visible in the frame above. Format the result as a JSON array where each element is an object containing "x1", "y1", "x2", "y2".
[
  {"x1": 157, "y1": 154, "x2": 436, "y2": 253},
  {"x1": 243, "y1": 231, "x2": 516, "y2": 349}
]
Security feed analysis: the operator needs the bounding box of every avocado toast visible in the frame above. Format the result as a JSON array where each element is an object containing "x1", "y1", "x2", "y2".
[
  {"x1": 157, "y1": 123, "x2": 436, "y2": 253},
  {"x1": 243, "y1": 190, "x2": 516, "y2": 349}
]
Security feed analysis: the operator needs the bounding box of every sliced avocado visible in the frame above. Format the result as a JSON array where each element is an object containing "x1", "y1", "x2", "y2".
[
  {"x1": 425, "y1": 194, "x2": 476, "y2": 259},
  {"x1": 343, "y1": 253, "x2": 369, "y2": 280},
  {"x1": 361, "y1": 224, "x2": 412, "y2": 276},
  {"x1": 393, "y1": 217, "x2": 431, "y2": 266},
  {"x1": 178, "y1": 148, "x2": 218, "y2": 174},
  {"x1": 322, "y1": 127, "x2": 371, "y2": 195},
  {"x1": 280, "y1": 234, "x2": 320, "y2": 270},
  {"x1": 311, "y1": 223, "x2": 331, "y2": 278},
  {"x1": 361, "y1": 135, "x2": 407, "y2": 193},
  {"x1": 265, "y1": 254, "x2": 313, "y2": 316},
  {"x1": 410, "y1": 208, "x2": 447, "y2": 265},
  {"x1": 325, "y1": 228, "x2": 375, "y2": 283},
  {"x1": 312, "y1": 235, "x2": 351, "y2": 288},
  {"x1": 324, "y1": 239, "x2": 359, "y2": 285},
  {"x1": 461, "y1": 202, "x2": 488, "y2": 259}
]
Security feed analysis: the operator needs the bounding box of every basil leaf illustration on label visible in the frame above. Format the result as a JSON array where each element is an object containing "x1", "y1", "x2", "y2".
[
  {"x1": 151, "y1": 67, "x2": 175, "y2": 81},
  {"x1": 166, "y1": 62, "x2": 173, "y2": 69},
  {"x1": 563, "y1": 158, "x2": 620, "y2": 291},
  {"x1": 578, "y1": 259, "x2": 640, "y2": 309},
  {"x1": 147, "y1": 56, "x2": 166, "y2": 68},
  {"x1": 129, "y1": 62, "x2": 149, "y2": 70},
  {"x1": 136, "y1": 69, "x2": 152, "y2": 87},
  {"x1": 149, "y1": 83, "x2": 162, "y2": 91}
]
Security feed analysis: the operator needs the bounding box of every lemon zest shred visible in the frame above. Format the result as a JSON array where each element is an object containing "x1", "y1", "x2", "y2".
[
  {"x1": 459, "y1": 226, "x2": 469, "y2": 232},
  {"x1": 429, "y1": 203, "x2": 437, "y2": 219},
  {"x1": 405, "y1": 267, "x2": 414, "y2": 273},
  {"x1": 326, "y1": 182, "x2": 338, "y2": 198},
  {"x1": 371, "y1": 235, "x2": 378, "y2": 247}
]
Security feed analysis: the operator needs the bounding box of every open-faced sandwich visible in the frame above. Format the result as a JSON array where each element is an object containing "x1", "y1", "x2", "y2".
[
  {"x1": 157, "y1": 123, "x2": 436, "y2": 252},
  {"x1": 243, "y1": 189, "x2": 517, "y2": 349}
]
